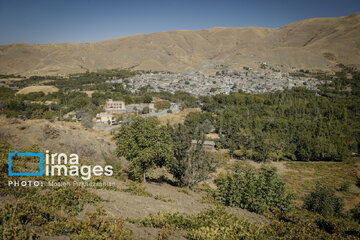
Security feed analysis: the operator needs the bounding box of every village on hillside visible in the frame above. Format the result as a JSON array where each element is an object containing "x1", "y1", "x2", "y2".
[
  {"x1": 58, "y1": 65, "x2": 326, "y2": 132},
  {"x1": 107, "y1": 67, "x2": 323, "y2": 96}
]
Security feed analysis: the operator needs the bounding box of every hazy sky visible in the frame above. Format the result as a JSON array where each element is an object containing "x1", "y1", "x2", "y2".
[{"x1": 0, "y1": 0, "x2": 359, "y2": 44}]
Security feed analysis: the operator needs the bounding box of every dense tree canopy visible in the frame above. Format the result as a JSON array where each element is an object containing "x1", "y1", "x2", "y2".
[
  {"x1": 113, "y1": 117, "x2": 174, "y2": 181},
  {"x1": 195, "y1": 66, "x2": 360, "y2": 162},
  {"x1": 217, "y1": 166, "x2": 294, "y2": 214}
]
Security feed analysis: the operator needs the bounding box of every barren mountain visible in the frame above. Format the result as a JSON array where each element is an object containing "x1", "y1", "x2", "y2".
[{"x1": 0, "y1": 12, "x2": 359, "y2": 76}]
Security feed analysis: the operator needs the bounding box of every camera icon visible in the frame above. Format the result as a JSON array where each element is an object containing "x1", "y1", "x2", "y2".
[{"x1": 8, "y1": 150, "x2": 43, "y2": 176}]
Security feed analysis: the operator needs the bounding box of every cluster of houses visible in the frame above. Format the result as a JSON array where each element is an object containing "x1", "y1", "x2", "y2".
[
  {"x1": 106, "y1": 69, "x2": 323, "y2": 96},
  {"x1": 94, "y1": 99, "x2": 126, "y2": 126},
  {"x1": 91, "y1": 99, "x2": 216, "y2": 150},
  {"x1": 93, "y1": 99, "x2": 178, "y2": 126},
  {"x1": 61, "y1": 99, "x2": 217, "y2": 150}
]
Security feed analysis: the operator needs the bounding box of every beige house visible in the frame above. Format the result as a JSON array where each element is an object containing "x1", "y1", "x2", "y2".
[
  {"x1": 105, "y1": 99, "x2": 126, "y2": 112},
  {"x1": 95, "y1": 113, "x2": 116, "y2": 125}
]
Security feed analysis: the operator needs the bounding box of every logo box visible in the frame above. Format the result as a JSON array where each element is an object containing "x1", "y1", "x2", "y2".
[{"x1": 8, "y1": 150, "x2": 43, "y2": 176}]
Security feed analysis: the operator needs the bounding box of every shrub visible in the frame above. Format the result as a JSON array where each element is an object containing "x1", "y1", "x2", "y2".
[
  {"x1": 43, "y1": 111, "x2": 54, "y2": 120},
  {"x1": 133, "y1": 206, "x2": 257, "y2": 234},
  {"x1": 133, "y1": 206, "x2": 359, "y2": 239},
  {"x1": 177, "y1": 188, "x2": 190, "y2": 195},
  {"x1": 31, "y1": 108, "x2": 44, "y2": 119},
  {"x1": 187, "y1": 208, "x2": 261, "y2": 240},
  {"x1": 121, "y1": 181, "x2": 153, "y2": 197},
  {"x1": 216, "y1": 166, "x2": 294, "y2": 214},
  {"x1": 350, "y1": 203, "x2": 360, "y2": 223},
  {"x1": 142, "y1": 106, "x2": 150, "y2": 114},
  {"x1": 338, "y1": 181, "x2": 351, "y2": 192},
  {"x1": 154, "y1": 195, "x2": 175, "y2": 203},
  {"x1": 154, "y1": 100, "x2": 171, "y2": 110},
  {"x1": 262, "y1": 211, "x2": 360, "y2": 240},
  {"x1": 69, "y1": 207, "x2": 133, "y2": 239},
  {"x1": 80, "y1": 112, "x2": 94, "y2": 129},
  {"x1": 303, "y1": 183, "x2": 344, "y2": 217}
]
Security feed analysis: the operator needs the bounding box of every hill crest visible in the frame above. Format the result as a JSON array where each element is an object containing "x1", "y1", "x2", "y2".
[{"x1": 0, "y1": 12, "x2": 359, "y2": 76}]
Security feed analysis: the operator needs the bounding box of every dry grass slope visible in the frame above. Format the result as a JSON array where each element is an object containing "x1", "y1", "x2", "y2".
[
  {"x1": 15, "y1": 85, "x2": 59, "y2": 95},
  {"x1": 158, "y1": 108, "x2": 201, "y2": 126},
  {"x1": 0, "y1": 13, "x2": 359, "y2": 76},
  {"x1": 0, "y1": 116, "x2": 116, "y2": 163}
]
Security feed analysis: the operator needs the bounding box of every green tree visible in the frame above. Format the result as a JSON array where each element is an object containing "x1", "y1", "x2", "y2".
[
  {"x1": 303, "y1": 183, "x2": 344, "y2": 217},
  {"x1": 143, "y1": 94, "x2": 153, "y2": 103},
  {"x1": 184, "y1": 112, "x2": 214, "y2": 136},
  {"x1": 167, "y1": 124, "x2": 190, "y2": 182},
  {"x1": 217, "y1": 166, "x2": 293, "y2": 214},
  {"x1": 182, "y1": 139, "x2": 215, "y2": 187},
  {"x1": 113, "y1": 117, "x2": 174, "y2": 182},
  {"x1": 168, "y1": 124, "x2": 216, "y2": 187}
]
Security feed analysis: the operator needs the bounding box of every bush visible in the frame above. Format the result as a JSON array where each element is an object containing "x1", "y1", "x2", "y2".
[
  {"x1": 142, "y1": 106, "x2": 150, "y2": 114},
  {"x1": 69, "y1": 207, "x2": 133, "y2": 239},
  {"x1": 133, "y1": 206, "x2": 259, "y2": 236},
  {"x1": 262, "y1": 210, "x2": 360, "y2": 240},
  {"x1": 31, "y1": 108, "x2": 44, "y2": 119},
  {"x1": 132, "y1": 206, "x2": 359, "y2": 239},
  {"x1": 216, "y1": 166, "x2": 294, "y2": 214},
  {"x1": 350, "y1": 203, "x2": 360, "y2": 223},
  {"x1": 80, "y1": 112, "x2": 94, "y2": 129},
  {"x1": 154, "y1": 100, "x2": 171, "y2": 110},
  {"x1": 338, "y1": 181, "x2": 351, "y2": 192},
  {"x1": 303, "y1": 183, "x2": 344, "y2": 217},
  {"x1": 43, "y1": 111, "x2": 54, "y2": 120},
  {"x1": 121, "y1": 181, "x2": 153, "y2": 197}
]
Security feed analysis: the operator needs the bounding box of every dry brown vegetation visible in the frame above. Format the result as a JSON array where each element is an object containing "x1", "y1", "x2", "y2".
[
  {"x1": 0, "y1": 116, "x2": 115, "y2": 163},
  {"x1": 158, "y1": 108, "x2": 201, "y2": 126},
  {"x1": 15, "y1": 85, "x2": 59, "y2": 95}
]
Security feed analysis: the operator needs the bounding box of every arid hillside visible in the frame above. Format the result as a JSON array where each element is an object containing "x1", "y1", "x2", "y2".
[
  {"x1": 0, "y1": 12, "x2": 359, "y2": 76},
  {"x1": 0, "y1": 116, "x2": 116, "y2": 164}
]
